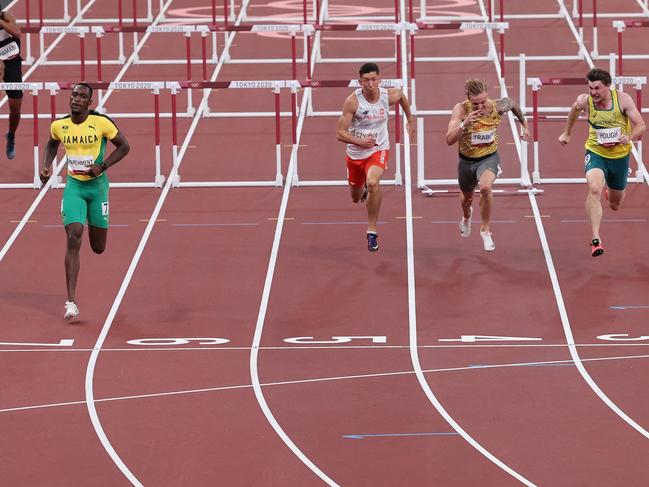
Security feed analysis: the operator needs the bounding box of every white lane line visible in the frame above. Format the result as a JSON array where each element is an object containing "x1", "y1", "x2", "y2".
[
  {"x1": 532, "y1": 0, "x2": 649, "y2": 441},
  {"x1": 6, "y1": 352, "x2": 649, "y2": 415},
  {"x1": 406, "y1": 1, "x2": 535, "y2": 484},
  {"x1": 80, "y1": 2, "x2": 187, "y2": 486},
  {"x1": 248, "y1": 17, "x2": 339, "y2": 487}
]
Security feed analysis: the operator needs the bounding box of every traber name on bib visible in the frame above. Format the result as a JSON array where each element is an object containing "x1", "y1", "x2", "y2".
[
  {"x1": 471, "y1": 130, "x2": 495, "y2": 146},
  {"x1": 596, "y1": 127, "x2": 621, "y2": 146},
  {"x1": 68, "y1": 155, "x2": 95, "y2": 175}
]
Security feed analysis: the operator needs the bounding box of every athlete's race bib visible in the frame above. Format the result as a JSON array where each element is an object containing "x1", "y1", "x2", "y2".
[
  {"x1": 67, "y1": 155, "x2": 95, "y2": 175},
  {"x1": 596, "y1": 127, "x2": 621, "y2": 146},
  {"x1": 354, "y1": 129, "x2": 378, "y2": 142},
  {"x1": 471, "y1": 130, "x2": 496, "y2": 146},
  {"x1": 0, "y1": 41, "x2": 20, "y2": 61}
]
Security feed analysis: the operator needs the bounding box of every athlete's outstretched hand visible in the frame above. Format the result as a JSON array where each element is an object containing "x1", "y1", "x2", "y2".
[
  {"x1": 558, "y1": 132, "x2": 570, "y2": 146},
  {"x1": 39, "y1": 167, "x2": 50, "y2": 184}
]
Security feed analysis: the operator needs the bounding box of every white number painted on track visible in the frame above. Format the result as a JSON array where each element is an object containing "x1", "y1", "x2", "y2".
[
  {"x1": 284, "y1": 336, "x2": 387, "y2": 344},
  {"x1": 597, "y1": 334, "x2": 649, "y2": 341},
  {"x1": 438, "y1": 335, "x2": 543, "y2": 343},
  {"x1": 0, "y1": 339, "x2": 74, "y2": 347},
  {"x1": 127, "y1": 338, "x2": 230, "y2": 346}
]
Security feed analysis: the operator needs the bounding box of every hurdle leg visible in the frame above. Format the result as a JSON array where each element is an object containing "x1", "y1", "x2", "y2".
[
  {"x1": 274, "y1": 86, "x2": 283, "y2": 186},
  {"x1": 171, "y1": 87, "x2": 180, "y2": 187},
  {"x1": 154, "y1": 88, "x2": 165, "y2": 187},
  {"x1": 290, "y1": 85, "x2": 299, "y2": 186},
  {"x1": 31, "y1": 89, "x2": 40, "y2": 189},
  {"x1": 416, "y1": 117, "x2": 424, "y2": 188}
]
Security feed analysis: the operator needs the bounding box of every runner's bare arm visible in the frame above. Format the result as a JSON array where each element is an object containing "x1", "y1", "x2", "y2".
[
  {"x1": 388, "y1": 88, "x2": 416, "y2": 142},
  {"x1": 40, "y1": 138, "x2": 60, "y2": 183},
  {"x1": 619, "y1": 91, "x2": 646, "y2": 143},
  {"x1": 0, "y1": 11, "x2": 21, "y2": 38},
  {"x1": 88, "y1": 132, "x2": 130, "y2": 177},
  {"x1": 559, "y1": 94, "x2": 588, "y2": 146},
  {"x1": 336, "y1": 94, "x2": 374, "y2": 148},
  {"x1": 446, "y1": 103, "x2": 466, "y2": 145},
  {"x1": 495, "y1": 97, "x2": 529, "y2": 140}
]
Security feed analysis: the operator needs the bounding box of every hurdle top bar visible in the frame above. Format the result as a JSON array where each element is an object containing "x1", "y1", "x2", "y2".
[
  {"x1": 44, "y1": 81, "x2": 167, "y2": 92},
  {"x1": 613, "y1": 20, "x2": 649, "y2": 30},
  {"x1": 527, "y1": 76, "x2": 647, "y2": 90},
  {"x1": 165, "y1": 79, "x2": 403, "y2": 90},
  {"x1": 415, "y1": 21, "x2": 509, "y2": 31}
]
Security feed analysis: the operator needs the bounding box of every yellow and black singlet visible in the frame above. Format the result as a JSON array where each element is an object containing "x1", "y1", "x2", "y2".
[
  {"x1": 585, "y1": 89, "x2": 631, "y2": 159},
  {"x1": 458, "y1": 100, "x2": 501, "y2": 159},
  {"x1": 50, "y1": 111, "x2": 119, "y2": 181}
]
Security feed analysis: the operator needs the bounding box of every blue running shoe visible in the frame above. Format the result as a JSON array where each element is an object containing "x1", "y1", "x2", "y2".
[
  {"x1": 367, "y1": 232, "x2": 379, "y2": 252},
  {"x1": 5, "y1": 132, "x2": 15, "y2": 160}
]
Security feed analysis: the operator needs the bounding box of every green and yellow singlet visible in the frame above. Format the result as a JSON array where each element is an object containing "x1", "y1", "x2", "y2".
[
  {"x1": 459, "y1": 100, "x2": 501, "y2": 159},
  {"x1": 585, "y1": 89, "x2": 631, "y2": 159},
  {"x1": 50, "y1": 111, "x2": 119, "y2": 181}
]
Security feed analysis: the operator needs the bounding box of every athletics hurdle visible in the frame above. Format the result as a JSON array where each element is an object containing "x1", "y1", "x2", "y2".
[
  {"x1": 0, "y1": 82, "x2": 42, "y2": 189},
  {"x1": 289, "y1": 78, "x2": 405, "y2": 187},
  {"x1": 166, "y1": 80, "x2": 284, "y2": 188},
  {"x1": 44, "y1": 81, "x2": 166, "y2": 189},
  {"x1": 21, "y1": 0, "x2": 158, "y2": 25},
  {"x1": 612, "y1": 20, "x2": 649, "y2": 76},
  {"x1": 527, "y1": 76, "x2": 646, "y2": 184}
]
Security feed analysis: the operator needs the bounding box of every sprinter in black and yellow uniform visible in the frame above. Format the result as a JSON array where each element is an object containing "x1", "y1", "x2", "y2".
[
  {"x1": 559, "y1": 68, "x2": 646, "y2": 257},
  {"x1": 446, "y1": 78, "x2": 529, "y2": 252},
  {"x1": 40, "y1": 83, "x2": 130, "y2": 320}
]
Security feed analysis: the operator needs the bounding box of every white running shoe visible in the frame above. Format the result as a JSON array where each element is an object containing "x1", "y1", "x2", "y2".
[
  {"x1": 459, "y1": 207, "x2": 472, "y2": 238},
  {"x1": 64, "y1": 301, "x2": 79, "y2": 321},
  {"x1": 480, "y1": 230, "x2": 495, "y2": 251}
]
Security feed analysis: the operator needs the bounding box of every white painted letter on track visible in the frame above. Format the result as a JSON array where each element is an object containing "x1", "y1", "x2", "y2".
[
  {"x1": 284, "y1": 336, "x2": 387, "y2": 344},
  {"x1": 438, "y1": 335, "x2": 543, "y2": 343},
  {"x1": 127, "y1": 338, "x2": 231, "y2": 346},
  {"x1": 597, "y1": 334, "x2": 649, "y2": 341}
]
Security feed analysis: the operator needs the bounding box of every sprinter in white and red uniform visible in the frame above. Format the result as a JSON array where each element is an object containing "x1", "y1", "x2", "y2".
[
  {"x1": 337, "y1": 63, "x2": 415, "y2": 252},
  {"x1": 0, "y1": 8, "x2": 23, "y2": 159}
]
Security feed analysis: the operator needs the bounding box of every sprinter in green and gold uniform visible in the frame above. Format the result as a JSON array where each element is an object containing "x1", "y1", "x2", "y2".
[
  {"x1": 559, "y1": 68, "x2": 645, "y2": 257},
  {"x1": 40, "y1": 82, "x2": 130, "y2": 320},
  {"x1": 446, "y1": 78, "x2": 529, "y2": 252}
]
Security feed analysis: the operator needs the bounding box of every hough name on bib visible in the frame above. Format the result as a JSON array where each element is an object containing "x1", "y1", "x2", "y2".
[{"x1": 596, "y1": 127, "x2": 622, "y2": 145}]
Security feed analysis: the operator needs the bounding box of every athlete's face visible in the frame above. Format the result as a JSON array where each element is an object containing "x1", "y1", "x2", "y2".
[
  {"x1": 359, "y1": 72, "x2": 380, "y2": 98},
  {"x1": 588, "y1": 80, "x2": 610, "y2": 103},
  {"x1": 468, "y1": 91, "x2": 489, "y2": 116},
  {"x1": 70, "y1": 85, "x2": 92, "y2": 114}
]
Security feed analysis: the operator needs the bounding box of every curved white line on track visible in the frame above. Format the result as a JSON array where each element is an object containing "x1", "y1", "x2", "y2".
[
  {"x1": 524, "y1": 0, "x2": 649, "y2": 441},
  {"x1": 405, "y1": 1, "x2": 536, "y2": 484},
  {"x1": 247, "y1": 3, "x2": 339, "y2": 484}
]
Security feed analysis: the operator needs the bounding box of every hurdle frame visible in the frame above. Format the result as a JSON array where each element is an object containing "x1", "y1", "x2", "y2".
[
  {"x1": 527, "y1": 76, "x2": 646, "y2": 184},
  {"x1": 167, "y1": 80, "x2": 285, "y2": 188},
  {"x1": 41, "y1": 81, "x2": 167, "y2": 189}
]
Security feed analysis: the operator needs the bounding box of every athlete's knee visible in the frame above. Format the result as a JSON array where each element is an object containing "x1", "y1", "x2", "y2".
[
  {"x1": 479, "y1": 185, "x2": 492, "y2": 198},
  {"x1": 90, "y1": 242, "x2": 106, "y2": 254},
  {"x1": 366, "y1": 178, "x2": 380, "y2": 193},
  {"x1": 65, "y1": 232, "x2": 82, "y2": 251},
  {"x1": 610, "y1": 202, "x2": 620, "y2": 211}
]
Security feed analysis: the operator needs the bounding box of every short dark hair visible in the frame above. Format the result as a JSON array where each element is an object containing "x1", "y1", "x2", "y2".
[
  {"x1": 72, "y1": 82, "x2": 93, "y2": 98},
  {"x1": 359, "y1": 63, "x2": 380, "y2": 76},
  {"x1": 586, "y1": 68, "x2": 612, "y2": 86}
]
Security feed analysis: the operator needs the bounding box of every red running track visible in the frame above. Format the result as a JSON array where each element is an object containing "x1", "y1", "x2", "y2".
[{"x1": 1, "y1": 0, "x2": 649, "y2": 485}]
